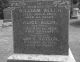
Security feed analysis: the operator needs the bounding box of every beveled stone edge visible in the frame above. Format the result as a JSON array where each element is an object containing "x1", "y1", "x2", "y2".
[
  {"x1": 7, "y1": 48, "x2": 76, "y2": 62},
  {"x1": 8, "y1": 54, "x2": 68, "y2": 61}
]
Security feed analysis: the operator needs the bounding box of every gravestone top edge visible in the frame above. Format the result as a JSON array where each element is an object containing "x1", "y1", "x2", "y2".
[{"x1": 9, "y1": 0, "x2": 70, "y2": 9}]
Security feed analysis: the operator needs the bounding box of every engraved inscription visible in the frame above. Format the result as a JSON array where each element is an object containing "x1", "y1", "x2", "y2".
[
  {"x1": 20, "y1": 2, "x2": 64, "y2": 47},
  {"x1": 13, "y1": 0, "x2": 69, "y2": 55}
]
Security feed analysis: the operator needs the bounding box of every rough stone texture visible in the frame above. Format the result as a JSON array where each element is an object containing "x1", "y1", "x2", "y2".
[
  {"x1": 7, "y1": 0, "x2": 24, "y2": 7},
  {"x1": 7, "y1": 0, "x2": 70, "y2": 8},
  {"x1": 3, "y1": 0, "x2": 24, "y2": 21},
  {"x1": 4, "y1": 0, "x2": 70, "y2": 22},
  {"x1": 3, "y1": 8, "x2": 12, "y2": 22},
  {"x1": 7, "y1": 49, "x2": 76, "y2": 62},
  {"x1": 7, "y1": 60, "x2": 56, "y2": 62},
  {"x1": 12, "y1": 0, "x2": 70, "y2": 55}
]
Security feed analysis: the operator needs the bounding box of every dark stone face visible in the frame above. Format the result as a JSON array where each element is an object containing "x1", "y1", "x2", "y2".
[{"x1": 13, "y1": 0, "x2": 70, "y2": 55}]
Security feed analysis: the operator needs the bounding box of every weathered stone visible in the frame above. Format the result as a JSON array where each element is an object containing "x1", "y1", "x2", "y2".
[
  {"x1": 7, "y1": 60, "x2": 57, "y2": 62},
  {"x1": 7, "y1": 0, "x2": 71, "y2": 62},
  {"x1": 12, "y1": 0, "x2": 70, "y2": 55}
]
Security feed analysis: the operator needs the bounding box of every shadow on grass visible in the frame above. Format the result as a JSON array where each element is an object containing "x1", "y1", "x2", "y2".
[{"x1": 70, "y1": 21, "x2": 80, "y2": 27}]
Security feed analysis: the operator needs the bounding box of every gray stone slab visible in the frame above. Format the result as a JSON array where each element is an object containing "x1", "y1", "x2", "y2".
[
  {"x1": 7, "y1": 60, "x2": 56, "y2": 62},
  {"x1": 7, "y1": 49, "x2": 76, "y2": 62},
  {"x1": 12, "y1": 0, "x2": 70, "y2": 55}
]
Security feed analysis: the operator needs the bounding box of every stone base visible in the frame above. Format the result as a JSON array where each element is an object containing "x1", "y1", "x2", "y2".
[
  {"x1": 7, "y1": 49, "x2": 76, "y2": 62},
  {"x1": 7, "y1": 60, "x2": 58, "y2": 62}
]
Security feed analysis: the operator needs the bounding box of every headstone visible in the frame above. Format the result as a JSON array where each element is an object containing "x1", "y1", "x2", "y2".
[
  {"x1": 0, "y1": 20, "x2": 3, "y2": 27},
  {"x1": 7, "y1": 0, "x2": 70, "y2": 62},
  {"x1": 3, "y1": 8, "x2": 12, "y2": 22}
]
